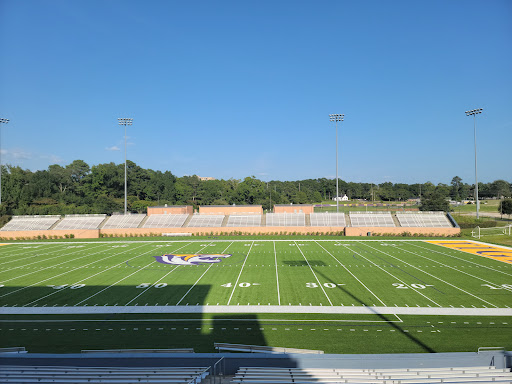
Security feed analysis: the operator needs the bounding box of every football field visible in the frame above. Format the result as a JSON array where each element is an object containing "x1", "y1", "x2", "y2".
[
  {"x1": 1, "y1": 239, "x2": 511, "y2": 310},
  {"x1": 1, "y1": 239, "x2": 512, "y2": 354}
]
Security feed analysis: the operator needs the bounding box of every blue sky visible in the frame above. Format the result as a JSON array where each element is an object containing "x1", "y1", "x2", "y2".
[{"x1": 0, "y1": 0, "x2": 510, "y2": 184}]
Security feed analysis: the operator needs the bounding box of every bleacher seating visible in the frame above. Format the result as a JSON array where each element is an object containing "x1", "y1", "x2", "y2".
[
  {"x1": 310, "y1": 213, "x2": 346, "y2": 227},
  {"x1": 266, "y1": 213, "x2": 305, "y2": 227},
  {"x1": 0, "y1": 215, "x2": 61, "y2": 231},
  {"x1": 214, "y1": 342, "x2": 323, "y2": 354},
  {"x1": 397, "y1": 211, "x2": 453, "y2": 227},
  {"x1": 0, "y1": 365, "x2": 210, "y2": 383},
  {"x1": 226, "y1": 215, "x2": 262, "y2": 227},
  {"x1": 102, "y1": 214, "x2": 146, "y2": 229},
  {"x1": 187, "y1": 214, "x2": 225, "y2": 227},
  {"x1": 349, "y1": 212, "x2": 395, "y2": 227},
  {"x1": 232, "y1": 366, "x2": 512, "y2": 383},
  {"x1": 53, "y1": 214, "x2": 106, "y2": 230},
  {"x1": 143, "y1": 214, "x2": 189, "y2": 228}
]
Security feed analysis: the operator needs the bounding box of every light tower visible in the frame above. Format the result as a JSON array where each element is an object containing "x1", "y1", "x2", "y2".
[
  {"x1": 0, "y1": 118, "x2": 9, "y2": 205},
  {"x1": 118, "y1": 118, "x2": 133, "y2": 215},
  {"x1": 465, "y1": 108, "x2": 483, "y2": 219},
  {"x1": 329, "y1": 114, "x2": 344, "y2": 213}
]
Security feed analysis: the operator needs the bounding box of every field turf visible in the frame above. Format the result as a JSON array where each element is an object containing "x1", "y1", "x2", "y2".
[{"x1": 1, "y1": 239, "x2": 511, "y2": 353}]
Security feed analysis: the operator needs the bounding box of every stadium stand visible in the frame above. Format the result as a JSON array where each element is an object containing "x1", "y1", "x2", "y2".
[
  {"x1": 53, "y1": 214, "x2": 106, "y2": 230},
  {"x1": 0, "y1": 215, "x2": 61, "y2": 231},
  {"x1": 232, "y1": 366, "x2": 512, "y2": 383},
  {"x1": 226, "y1": 215, "x2": 262, "y2": 227},
  {"x1": 349, "y1": 212, "x2": 395, "y2": 227},
  {"x1": 0, "y1": 365, "x2": 210, "y2": 383},
  {"x1": 397, "y1": 211, "x2": 453, "y2": 227},
  {"x1": 265, "y1": 213, "x2": 305, "y2": 227},
  {"x1": 214, "y1": 343, "x2": 323, "y2": 354},
  {"x1": 102, "y1": 213, "x2": 146, "y2": 229},
  {"x1": 187, "y1": 214, "x2": 225, "y2": 227},
  {"x1": 310, "y1": 212, "x2": 347, "y2": 227},
  {"x1": 143, "y1": 214, "x2": 189, "y2": 228}
]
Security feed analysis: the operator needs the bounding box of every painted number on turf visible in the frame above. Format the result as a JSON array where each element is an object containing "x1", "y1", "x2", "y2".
[
  {"x1": 47, "y1": 284, "x2": 85, "y2": 289},
  {"x1": 306, "y1": 282, "x2": 344, "y2": 288},
  {"x1": 481, "y1": 284, "x2": 512, "y2": 290},
  {"x1": 221, "y1": 282, "x2": 256, "y2": 288},
  {"x1": 393, "y1": 283, "x2": 432, "y2": 289},
  {"x1": 136, "y1": 283, "x2": 167, "y2": 289}
]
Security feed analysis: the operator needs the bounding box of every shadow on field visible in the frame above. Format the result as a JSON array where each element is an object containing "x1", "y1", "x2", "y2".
[
  {"x1": 283, "y1": 260, "x2": 327, "y2": 267},
  {"x1": 312, "y1": 268, "x2": 436, "y2": 353}
]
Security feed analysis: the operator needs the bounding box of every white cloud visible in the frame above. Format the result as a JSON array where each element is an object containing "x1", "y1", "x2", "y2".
[{"x1": 106, "y1": 146, "x2": 121, "y2": 151}]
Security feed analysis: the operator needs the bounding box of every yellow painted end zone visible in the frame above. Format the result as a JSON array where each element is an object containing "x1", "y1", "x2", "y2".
[{"x1": 426, "y1": 240, "x2": 512, "y2": 265}]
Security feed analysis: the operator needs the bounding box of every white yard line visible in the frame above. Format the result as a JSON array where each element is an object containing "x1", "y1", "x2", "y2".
[
  {"x1": 0, "y1": 243, "x2": 150, "y2": 299},
  {"x1": 413, "y1": 242, "x2": 512, "y2": 277},
  {"x1": 295, "y1": 241, "x2": 333, "y2": 306},
  {"x1": 315, "y1": 241, "x2": 387, "y2": 307},
  {"x1": 347, "y1": 243, "x2": 442, "y2": 307},
  {"x1": 363, "y1": 242, "x2": 499, "y2": 308},
  {"x1": 0, "y1": 244, "x2": 66, "y2": 261},
  {"x1": 3, "y1": 305, "x2": 511, "y2": 316},
  {"x1": 227, "y1": 241, "x2": 254, "y2": 305},
  {"x1": 175, "y1": 242, "x2": 234, "y2": 305},
  {"x1": 0, "y1": 244, "x2": 78, "y2": 265},
  {"x1": 274, "y1": 241, "x2": 281, "y2": 306}
]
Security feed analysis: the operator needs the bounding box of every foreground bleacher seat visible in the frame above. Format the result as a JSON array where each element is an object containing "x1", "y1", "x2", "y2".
[
  {"x1": 53, "y1": 214, "x2": 106, "y2": 230},
  {"x1": 102, "y1": 214, "x2": 146, "y2": 229},
  {"x1": 397, "y1": 211, "x2": 453, "y2": 227},
  {"x1": 232, "y1": 366, "x2": 512, "y2": 383},
  {"x1": 214, "y1": 342, "x2": 323, "y2": 354},
  {"x1": 349, "y1": 212, "x2": 395, "y2": 227},
  {"x1": 0, "y1": 215, "x2": 61, "y2": 231},
  {"x1": 0, "y1": 365, "x2": 210, "y2": 383},
  {"x1": 143, "y1": 214, "x2": 189, "y2": 228},
  {"x1": 265, "y1": 213, "x2": 305, "y2": 227}
]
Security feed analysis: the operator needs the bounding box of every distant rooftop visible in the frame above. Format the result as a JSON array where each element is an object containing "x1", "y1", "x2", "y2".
[
  {"x1": 274, "y1": 204, "x2": 313, "y2": 207},
  {"x1": 200, "y1": 205, "x2": 262, "y2": 208}
]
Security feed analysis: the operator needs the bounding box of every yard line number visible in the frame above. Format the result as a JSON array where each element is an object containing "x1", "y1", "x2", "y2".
[
  {"x1": 481, "y1": 284, "x2": 512, "y2": 290},
  {"x1": 306, "y1": 282, "x2": 345, "y2": 288},
  {"x1": 47, "y1": 284, "x2": 85, "y2": 289},
  {"x1": 221, "y1": 282, "x2": 259, "y2": 288},
  {"x1": 392, "y1": 283, "x2": 433, "y2": 289}
]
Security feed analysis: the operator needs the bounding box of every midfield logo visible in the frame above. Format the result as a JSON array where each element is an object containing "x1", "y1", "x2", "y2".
[{"x1": 154, "y1": 254, "x2": 232, "y2": 266}]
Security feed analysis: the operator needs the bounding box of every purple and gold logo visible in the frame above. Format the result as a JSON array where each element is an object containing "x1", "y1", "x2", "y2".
[{"x1": 154, "y1": 254, "x2": 232, "y2": 266}]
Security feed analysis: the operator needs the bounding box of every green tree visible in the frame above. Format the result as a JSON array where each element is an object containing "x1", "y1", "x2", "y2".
[
  {"x1": 498, "y1": 199, "x2": 512, "y2": 218},
  {"x1": 420, "y1": 188, "x2": 450, "y2": 212}
]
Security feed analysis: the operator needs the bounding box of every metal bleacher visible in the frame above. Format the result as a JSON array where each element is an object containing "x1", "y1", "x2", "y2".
[
  {"x1": 0, "y1": 215, "x2": 61, "y2": 231},
  {"x1": 226, "y1": 215, "x2": 262, "y2": 227},
  {"x1": 143, "y1": 214, "x2": 189, "y2": 228},
  {"x1": 397, "y1": 211, "x2": 453, "y2": 227},
  {"x1": 232, "y1": 366, "x2": 512, "y2": 383},
  {"x1": 349, "y1": 212, "x2": 395, "y2": 227},
  {"x1": 187, "y1": 214, "x2": 225, "y2": 227},
  {"x1": 265, "y1": 213, "x2": 305, "y2": 227},
  {"x1": 102, "y1": 214, "x2": 146, "y2": 229},
  {"x1": 0, "y1": 365, "x2": 210, "y2": 383},
  {"x1": 310, "y1": 212, "x2": 347, "y2": 227},
  {"x1": 53, "y1": 214, "x2": 106, "y2": 230}
]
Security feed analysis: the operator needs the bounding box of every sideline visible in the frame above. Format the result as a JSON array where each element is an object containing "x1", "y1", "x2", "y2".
[{"x1": 1, "y1": 305, "x2": 511, "y2": 316}]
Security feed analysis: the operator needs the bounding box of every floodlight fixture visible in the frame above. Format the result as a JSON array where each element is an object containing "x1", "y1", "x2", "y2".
[
  {"x1": 465, "y1": 108, "x2": 483, "y2": 219},
  {"x1": 0, "y1": 118, "x2": 8, "y2": 205},
  {"x1": 118, "y1": 117, "x2": 133, "y2": 214},
  {"x1": 329, "y1": 113, "x2": 345, "y2": 213}
]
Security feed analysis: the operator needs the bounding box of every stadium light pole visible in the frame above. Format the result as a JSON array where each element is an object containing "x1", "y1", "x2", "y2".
[
  {"x1": 465, "y1": 108, "x2": 482, "y2": 219},
  {"x1": 0, "y1": 118, "x2": 9, "y2": 205},
  {"x1": 329, "y1": 114, "x2": 344, "y2": 213},
  {"x1": 118, "y1": 118, "x2": 133, "y2": 215}
]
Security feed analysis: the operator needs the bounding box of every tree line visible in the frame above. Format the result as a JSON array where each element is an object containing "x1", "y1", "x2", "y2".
[{"x1": 0, "y1": 160, "x2": 510, "y2": 216}]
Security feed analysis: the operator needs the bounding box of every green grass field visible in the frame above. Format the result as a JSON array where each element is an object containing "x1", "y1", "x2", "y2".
[{"x1": 1, "y1": 239, "x2": 511, "y2": 353}]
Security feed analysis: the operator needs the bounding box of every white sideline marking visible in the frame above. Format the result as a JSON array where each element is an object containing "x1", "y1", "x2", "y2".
[
  {"x1": 295, "y1": 241, "x2": 332, "y2": 306},
  {"x1": 227, "y1": 241, "x2": 254, "y2": 305},
  {"x1": 0, "y1": 243, "x2": 76, "y2": 264},
  {"x1": 2, "y1": 305, "x2": 511, "y2": 316}
]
